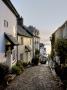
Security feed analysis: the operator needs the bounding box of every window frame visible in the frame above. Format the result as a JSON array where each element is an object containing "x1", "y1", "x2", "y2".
[{"x1": 4, "y1": 20, "x2": 8, "y2": 27}]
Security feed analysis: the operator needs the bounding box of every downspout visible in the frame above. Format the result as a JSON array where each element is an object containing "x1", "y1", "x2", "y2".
[
  {"x1": 17, "y1": 33, "x2": 18, "y2": 63},
  {"x1": 33, "y1": 36, "x2": 34, "y2": 58}
]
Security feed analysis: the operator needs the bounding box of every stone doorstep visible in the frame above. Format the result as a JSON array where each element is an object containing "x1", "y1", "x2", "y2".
[{"x1": 4, "y1": 74, "x2": 16, "y2": 85}]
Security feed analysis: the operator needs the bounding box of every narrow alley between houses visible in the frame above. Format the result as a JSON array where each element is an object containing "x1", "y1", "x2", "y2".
[
  {"x1": 5, "y1": 64, "x2": 64, "y2": 90},
  {"x1": 0, "y1": 0, "x2": 67, "y2": 90}
]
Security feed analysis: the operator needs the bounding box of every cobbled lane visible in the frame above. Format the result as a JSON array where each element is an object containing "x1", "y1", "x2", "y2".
[{"x1": 5, "y1": 65, "x2": 64, "y2": 90}]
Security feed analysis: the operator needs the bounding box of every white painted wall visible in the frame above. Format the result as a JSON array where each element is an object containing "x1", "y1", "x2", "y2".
[
  {"x1": 18, "y1": 36, "x2": 33, "y2": 63},
  {"x1": 23, "y1": 37, "x2": 33, "y2": 62},
  {"x1": 0, "y1": 0, "x2": 17, "y2": 67}
]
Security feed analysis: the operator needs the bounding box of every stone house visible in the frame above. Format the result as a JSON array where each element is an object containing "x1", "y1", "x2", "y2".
[
  {"x1": 0, "y1": 0, "x2": 40, "y2": 68},
  {"x1": 0, "y1": 0, "x2": 20, "y2": 68},
  {"x1": 52, "y1": 21, "x2": 67, "y2": 43},
  {"x1": 51, "y1": 21, "x2": 67, "y2": 64},
  {"x1": 17, "y1": 18, "x2": 33, "y2": 63}
]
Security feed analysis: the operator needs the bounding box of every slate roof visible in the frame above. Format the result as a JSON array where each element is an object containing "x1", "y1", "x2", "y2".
[
  {"x1": 23, "y1": 25, "x2": 40, "y2": 38},
  {"x1": 22, "y1": 25, "x2": 33, "y2": 36},
  {"x1": 52, "y1": 21, "x2": 67, "y2": 35},
  {"x1": 17, "y1": 25, "x2": 32, "y2": 38},
  {"x1": 27, "y1": 26, "x2": 40, "y2": 38},
  {"x1": 2, "y1": 0, "x2": 20, "y2": 18},
  {"x1": 4, "y1": 33, "x2": 19, "y2": 45}
]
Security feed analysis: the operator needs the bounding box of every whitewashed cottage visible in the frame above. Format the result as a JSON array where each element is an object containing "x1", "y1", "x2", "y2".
[{"x1": 0, "y1": 0, "x2": 19, "y2": 68}]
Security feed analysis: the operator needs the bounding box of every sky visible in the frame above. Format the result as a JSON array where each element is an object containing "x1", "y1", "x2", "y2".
[{"x1": 11, "y1": 0, "x2": 67, "y2": 54}]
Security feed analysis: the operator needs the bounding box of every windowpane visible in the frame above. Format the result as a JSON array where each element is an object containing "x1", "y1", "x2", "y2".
[
  {"x1": 4, "y1": 20, "x2": 8, "y2": 27},
  {"x1": 21, "y1": 37, "x2": 23, "y2": 44}
]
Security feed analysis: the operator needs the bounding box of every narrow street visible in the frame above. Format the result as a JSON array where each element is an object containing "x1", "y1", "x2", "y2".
[{"x1": 5, "y1": 64, "x2": 64, "y2": 90}]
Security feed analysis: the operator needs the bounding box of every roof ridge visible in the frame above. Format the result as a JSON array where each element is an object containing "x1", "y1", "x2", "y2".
[{"x1": 2, "y1": 0, "x2": 20, "y2": 17}]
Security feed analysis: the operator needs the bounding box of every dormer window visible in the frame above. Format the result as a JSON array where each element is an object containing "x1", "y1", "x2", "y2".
[{"x1": 4, "y1": 20, "x2": 8, "y2": 27}]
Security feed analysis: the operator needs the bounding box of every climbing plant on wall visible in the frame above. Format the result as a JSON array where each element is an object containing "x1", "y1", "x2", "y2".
[{"x1": 55, "y1": 39, "x2": 67, "y2": 64}]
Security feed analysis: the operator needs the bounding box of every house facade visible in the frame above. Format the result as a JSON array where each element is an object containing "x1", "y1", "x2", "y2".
[
  {"x1": 0, "y1": 0, "x2": 19, "y2": 68},
  {"x1": 17, "y1": 18, "x2": 33, "y2": 63},
  {"x1": 0, "y1": 0, "x2": 40, "y2": 68},
  {"x1": 28, "y1": 26, "x2": 40, "y2": 57},
  {"x1": 53, "y1": 21, "x2": 67, "y2": 43},
  {"x1": 51, "y1": 21, "x2": 67, "y2": 64}
]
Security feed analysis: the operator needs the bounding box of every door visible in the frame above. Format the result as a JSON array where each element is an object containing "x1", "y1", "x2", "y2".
[{"x1": 6, "y1": 48, "x2": 11, "y2": 68}]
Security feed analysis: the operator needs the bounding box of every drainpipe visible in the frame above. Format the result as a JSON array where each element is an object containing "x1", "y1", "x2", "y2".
[
  {"x1": 17, "y1": 34, "x2": 18, "y2": 63},
  {"x1": 33, "y1": 36, "x2": 34, "y2": 58}
]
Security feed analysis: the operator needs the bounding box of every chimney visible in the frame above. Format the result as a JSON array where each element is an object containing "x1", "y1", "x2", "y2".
[{"x1": 17, "y1": 17, "x2": 23, "y2": 26}]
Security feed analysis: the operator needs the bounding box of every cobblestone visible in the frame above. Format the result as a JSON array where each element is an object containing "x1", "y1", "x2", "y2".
[{"x1": 5, "y1": 65, "x2": 64, "y2": 90}]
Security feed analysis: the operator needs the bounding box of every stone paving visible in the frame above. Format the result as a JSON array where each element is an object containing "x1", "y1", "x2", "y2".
[{"x1": 5, "y1": 65, "x2": 64, "y2": 90}]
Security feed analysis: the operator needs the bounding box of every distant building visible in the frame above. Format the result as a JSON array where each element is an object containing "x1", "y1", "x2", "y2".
[
  {"x1": 0, "y1": 0, "x2": 19, "y2": 68},
  {"x1": 40, "y1": 43, "x2": 47, "y2": 60},
  {"x1": 40, "y1": 43, "x2": 46, "y2": 56}
]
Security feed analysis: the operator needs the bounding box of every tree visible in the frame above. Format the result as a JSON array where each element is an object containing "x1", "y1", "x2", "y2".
[
  {"x1": 55, "y1": 39, "x2": 67, "y2": 64},
  {"x1": 35, "y1": 49, "x2": 40, "y2": 56},
  {"x1": 32, "y1": 49, "x2": 40, "y2": 65},
  {"x1": 50, "y1": 33, "x2": 55, "y2": 60}
]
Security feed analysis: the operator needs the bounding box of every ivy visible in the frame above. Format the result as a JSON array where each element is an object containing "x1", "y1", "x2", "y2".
[{"x1": 55, "y1": 39, "x2": 67, "y2": 64}]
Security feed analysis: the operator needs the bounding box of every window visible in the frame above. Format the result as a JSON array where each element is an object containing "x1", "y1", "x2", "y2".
[
  {"x1": 20, "y1": 54, "x2": 23, "y2": 60},
  {"x1": 21, "y1": 37, "x2": 23, "y2": 44},
  {"x1": 4, "y1": 20, "x2": 8, "y2": 27}
]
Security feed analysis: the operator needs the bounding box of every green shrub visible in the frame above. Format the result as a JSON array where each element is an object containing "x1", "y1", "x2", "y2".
[
  {"x1": 0, "y1": 64, "x2": 9, "y2": 82},
  {"x1": 32, "y1": 49, "x2": 40, "y2": 65},
  {"x1": 28, "y1": 61, "x2": 31, "y2": 65},
  {"x1": 60, "y1": 67, "x2": 67, "y2": 80},
  {"x1": 55, "y1": 39, "x2": 67, "y2": 64},
  {"x1": 16, "y1": 61, "x2": 24, "y2": 71},
  {"x1": 55, "y1": 64, "x2": 61, "y2": 76},
  {"x1": 22, "y1": 62, "x2": 28, "y2": 67},
  {"x1": 12, "y1": 65, "x2": 21, "y2": 75},
  {"x1": 35, "y1": 49, "x2": 40, "y2": 56},
  {"x1": 32, "y1": 56, "x2": 39, "y2": 65},
  {"x1": 50, "y1": 33, "x2": 55, "y2": 60}
]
